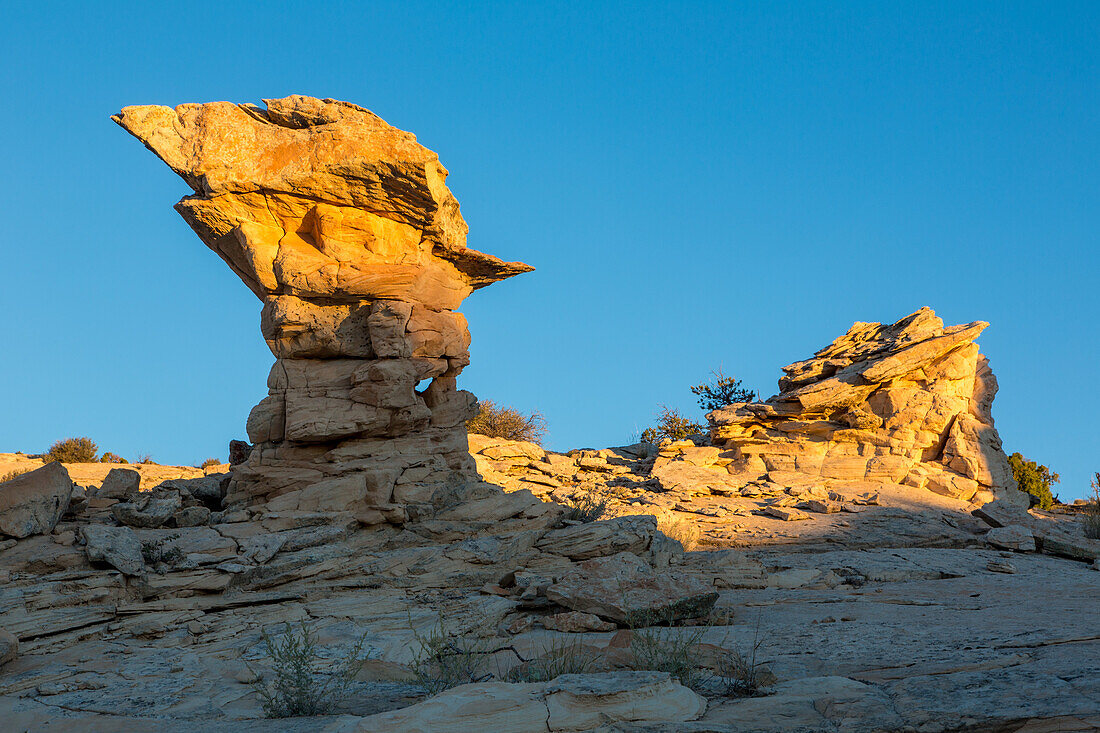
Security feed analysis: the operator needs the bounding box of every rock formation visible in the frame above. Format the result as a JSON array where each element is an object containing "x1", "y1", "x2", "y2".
[
  {"x1": 708, "y1": 307, "x2": 1027, "y2": 506},
  {"x1": 113, "y1": 96, "x2": 532, "y2": 520}
]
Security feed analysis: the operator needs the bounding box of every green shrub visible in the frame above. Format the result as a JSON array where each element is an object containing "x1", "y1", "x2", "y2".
[
  {"x1": 640, "y1": 405, "x2": 704, "y2": 445},
  {"x1": 467, "y1": 400, "x2": 547, "y2": 444},
  {"x1": 631, "y1": 625, "x2": 710, "y2": 689},
  {"x1": 691, "y1": 368, "x2": 756, "y2": 411},
  {"x1": 1007, "y1": 452, "x2": 1060, "y2": 510},
  {"x1": 43, "y1": 437, "x2": 98, "y2": 464},
  {"x1": 1084, "y1": 474, "x2": 1100, "y2": 540},
  {"x1": 246, "y1": 622, "x2": 370, "y2": 718},
  {"x1": 99, "y1": 452, "x2": 128, "y2": 464}
]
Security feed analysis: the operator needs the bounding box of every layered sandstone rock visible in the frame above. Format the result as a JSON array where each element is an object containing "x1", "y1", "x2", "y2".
[
  {"x1": 708, "y1": 307, "x2": 1028, "y2": 506},
  {"x1": 114, "y1": 96, "x2": 532, "y2": 518}
]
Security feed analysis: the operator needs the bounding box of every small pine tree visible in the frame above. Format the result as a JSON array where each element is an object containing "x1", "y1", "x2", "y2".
[
  {"x1": 691, "y1": 368, "x2": 756, "y2": 411},
  {"x1": 1007, "y1": 452, "x2": 1060, "y2": 510},
  {"x1": 640, "y1": 405, "x2": 705, "y2": 444}
]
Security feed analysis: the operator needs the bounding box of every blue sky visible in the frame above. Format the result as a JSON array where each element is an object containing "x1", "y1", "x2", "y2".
[{"x1": 1, "y1": 2, "x2": 1096, "y2": 499}]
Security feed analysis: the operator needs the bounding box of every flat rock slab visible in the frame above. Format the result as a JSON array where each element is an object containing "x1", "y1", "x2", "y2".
[{"x1": 546, "y1": 552, "x2": 718, "y2": 624}]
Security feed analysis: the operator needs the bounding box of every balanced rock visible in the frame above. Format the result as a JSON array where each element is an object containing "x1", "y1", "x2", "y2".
[
  {"x1": 0, "y1": 462, "x2": 73, "y2": 538},
  {"x1": 709, "y1": 308, "x2": 1028, "y2": 507},
  {"x1": 114, "y1": 96, "x2": 532, "y2": 520}
]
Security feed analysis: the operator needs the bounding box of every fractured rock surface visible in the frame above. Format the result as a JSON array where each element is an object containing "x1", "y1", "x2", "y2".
[
  {"x1": 114, "y1": 96, "x2": 533, "y2": 520},
  {"x1": 709, "y1": 307, "x2": 1028, "y2": 507}
]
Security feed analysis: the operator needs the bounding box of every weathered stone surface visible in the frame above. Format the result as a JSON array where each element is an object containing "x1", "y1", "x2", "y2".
[
  {"x1": 0, "y1": 628, "x2": 17, "y2": 668},
  {"x1": 545, "y1": 672, "x2": 707, "y2": 730},
  {"x1": 709, "y1": 308, "x2": 1028, "y2": 508},
  {"x1": 116, "y1": 96, "x2": 532, "y2": 521},
  {"x1": 546, "y1": 552, "x2": 718, "y2": 624},
  {"x1": 542, "y1": 611, "x2": 617, "y2": 633},
  {"x1": 80, "y1": 524, "x2": 144, "y2": 576},
  {"x1": 98, "y1": 468, "x2": 141, "y2": 500},
  {"x1": 0, "y1": 462, "x2": 73, "y2": 538},
  {"x1": 986, "y1": 525, "x2": 1036, "y2": 552},
  {"x1": 536, "y1": 516, "x2": 656, "y2": 560}
]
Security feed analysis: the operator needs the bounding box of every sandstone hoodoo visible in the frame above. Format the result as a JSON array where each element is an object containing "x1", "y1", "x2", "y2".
[
  {"x1": 114, "y1": 96, "x2": 533, "y2": 520},
  {"x1": 708, "y1": 307, "x2": 1028, "y2": 506}
]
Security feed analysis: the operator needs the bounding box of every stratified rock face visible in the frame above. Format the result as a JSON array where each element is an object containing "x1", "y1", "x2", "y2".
[
  {"x1": 114, "y1": 96, "x2": 533, "y2": 517},
  {"x1": 708, "y1": 308, "x2": 1027, "y2": 506}
]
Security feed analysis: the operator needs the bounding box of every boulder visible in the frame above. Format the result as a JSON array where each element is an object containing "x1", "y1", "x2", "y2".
[
  {"x1": 112, "y1": 497, "x2": 178, "y2": 528},
  {"x1": 0, "y1": 462, "x2": 73, "y2": 538},
  {"x1": 98, "y1": 468, "x2": 140, "y2": 500},
  {"x1": 985, "y1": 525, "x2": 1036, "y2": 552},
  {"x1": 546, "y1": 552, "x2": 718, "y2": 624},
  {"x1": 81, "y1": 525, "x2": 145, "y2": 576},
  {"x1": 536, "y1": 516, "x2": 656, "y2": 560},
  {"x1": 0, "y1": 628, "x2": 17, "y2": 668}
]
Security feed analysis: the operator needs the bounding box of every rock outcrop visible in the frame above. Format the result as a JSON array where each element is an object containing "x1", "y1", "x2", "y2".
[
  {"x1": 708, "y1": 307, "x2": 1027, "y2": 506},
  {"x1": 114, "y1": 96, "x2": 532, "y2": 519},
  {"x1": 0, "y1": 463, "x2": 73, "y2": 539}
]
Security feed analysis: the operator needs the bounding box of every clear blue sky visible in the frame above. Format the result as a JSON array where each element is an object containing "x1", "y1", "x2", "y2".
[{"x1": 1, "y1": 3, "x2": 1097, "y2": 499}]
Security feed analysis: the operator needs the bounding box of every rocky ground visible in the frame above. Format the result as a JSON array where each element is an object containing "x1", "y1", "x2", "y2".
[{"x1": 1, "y1": 440, "x2": 1098, "y2": 732}]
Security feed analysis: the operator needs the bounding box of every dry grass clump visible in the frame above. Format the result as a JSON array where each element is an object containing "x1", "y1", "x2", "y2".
[
  {"x1": 245, "y1": 622, "x2": 370, "y2": 718},
  {"x1": 199, "y1": 457, "x2": 221, "y2": 469},
  {"x1": 410, "y1": 619, "x2": 497, "y2": 695},
  {"x1": 564, "y1": 493, "x2": 608, "y2": 523},
  {"x1": 631, "y1": 625, "x2": 710, "y2": 689},
  {"x1": 658, "y1": 516, "x2": 701, "y2": 551},
  {"x1": 1084, "y1": 474, "x2": 1100, "y2": 540},
  {"x1": 467, "y1": 400, "x2": 547, "y2": 444},
  {"x1": 43, "y1": 437, "x2": 98, "y2": 463},
  {"x1": 506, "y1": 637, "x2": 600, "y2": 682},
  {"x1": 0, "y1": 467, "x2": 31, "y2": 483}
]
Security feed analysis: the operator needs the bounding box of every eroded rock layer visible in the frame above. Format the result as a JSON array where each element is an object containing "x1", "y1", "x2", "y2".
[
  {"x1": 114, "y1": 96, "x2": 532, "y2": 519},
  {"x1": 708, "y1": 307, "x2": 1028, "y2": 506}
]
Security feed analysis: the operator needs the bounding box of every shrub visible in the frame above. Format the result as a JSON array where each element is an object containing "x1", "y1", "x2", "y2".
[
  {"x1": 410, "y1": 619, "x2": 495, "y2": 695},
  {"x1": 715, "y1": 625, "x2": 768, "y2": 697},
  {"x1": 199, "y1": 457, "x2": 221, "y2": 469},
  {"x1": 99, "y1": 452, "x2": 128, "y2": 464},
  {"x1": 135, "y1": 454, "x2": 155, "y2": 464},
  {"x1": 0, "y1": 468, "x2": 31, "y2": 483},
  {"x1": 631, "y1": 625, "x2": 710, "y2": 689},
  {"x1": 1007, "y1": 452, "x2": 1060, "y2": 510},
  {"x1": 1084, "y1": 474, "x2": 1100, "y2": 540},
  {"x1": 658, "y1": 516, "x2": 701, "y2": 551},
  {"x1": 246, "y1": 622, "x2": 370, "y2": 718},
  {"x1": 691, "y1": 368, "x2": 756, "y2": 412},
  {"x1": 506, "y1": 637, "x2": 599, "y2": 682},
  {"x1": 43, "y1": 437, "x2": 98, "y2": 464},
  {"x1": 640, "y1": 405, "x2": 705, "y2": 445},
  {"x1": 467, "y1": 400, "x2": 547, "y2": 444},
  {"x1": 564, "y1": 493, "x2": 608, "y2": 523}
]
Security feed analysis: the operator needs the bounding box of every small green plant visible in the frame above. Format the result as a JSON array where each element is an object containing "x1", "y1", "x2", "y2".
[
  {"x1": 640, "y1": 405, "x2": 705, "y2": 445},
  {"x1": 100, "y1": 452, "x2": 128, "y2": 464},
  {"x1": 564, "y1": 493, "x2": 608, "y2": 523},
  {"x1": 410, "y1": 618, "x2": 495, "y2": 695},
  {"x1": 1084, "y1": 474, "x2": 1100, "y2": 540},
  {"x1": 141, "y1": 533, "x2": 184, "y2": 566},
  {"x1": 505, "y1": 637, "x2": 600, "y2": 682},
  {"x1": 245, "y1": 622, "x2": 371, "y2": 718},
  {"x1": 630, "y1": 625, "x2": 710, "y2": 689},
  {"x1": 691, "y1": 368, "x2": 756, "y2": 411},
  {"x1": 0, "y1": 467, "x2": 31, "y2": 483},
  {"x1": 199, "y1": 457, "x2": 221, "y2": 469},
  {"x1": 43, "y1": 437, "x2": 98, "y2": 464},
  {"x1": 1007, "y1": 452, "x2": 1060, "y2": 510},
  {"x1": 715, "y1": 624, "x2": 767, "y2": 697},
  {"x1": 467, "y1": 400, "x2": 547, "y2": 444}
]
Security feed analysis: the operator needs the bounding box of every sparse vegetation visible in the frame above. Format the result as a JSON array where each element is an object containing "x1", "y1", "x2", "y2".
[
  {"x1": 0, "y1": 467, "x2": 31, "y2": 483},
  {"x1": 658, "y1": 516, "x2": 701, "y2": 551},
  {"x1": 43, "y1": 437, "x2": 98, "y2": 464},
  {"x1": 141, "y1": 533, "x2": 184, "y2": 566},
  {"x1": 199, "y1": 457, "x2": 221, "y2": 469},
  {"x1": 245, "y1": 622, "x2": 371, "y2": 718},
  {"x1": 135, "y1": 454, "x2": 155, "y2": 464},
  {"x1": 714, "y1": 624, "x2": 768, "y2": 697},
  {"x1": 1084, "y1": 473, "x2": 1100, "y2": 540},
  {"x1": 631, "y1": 625, "x2": 711, "y2": 689},
  {"x1": 505, "y1": 637, "x2": 599, "y2": 682},
  {"x1": 692, "y1": 368, "x2": 756, "y2": 411},
  {"x1": 409, "y1": 618, "x2": 496, "y2": 695},
  {"x1": 467, "y1": 400, "x2": 547, "y2": 445},
  {"x1": 99, "y1": 452, "x2": 128, "y2": 464},
  {"x1": 564, "y1": 493, "x2": 608, "y2": 523},
  {"x1": 640, "y1": 405, "x2": 705, "y2": 445},
  {"x1": 1007, "y1": 452, "x2": 1060, "y2": 510}
]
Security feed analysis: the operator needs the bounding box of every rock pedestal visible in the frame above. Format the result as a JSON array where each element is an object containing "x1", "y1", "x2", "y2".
[
  {"x1": 708, "y1": 308, "x2": 1027, "y2": 506},
  {"x1": 115, "y1": 96, "x2": 532, "y2": 520}
]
